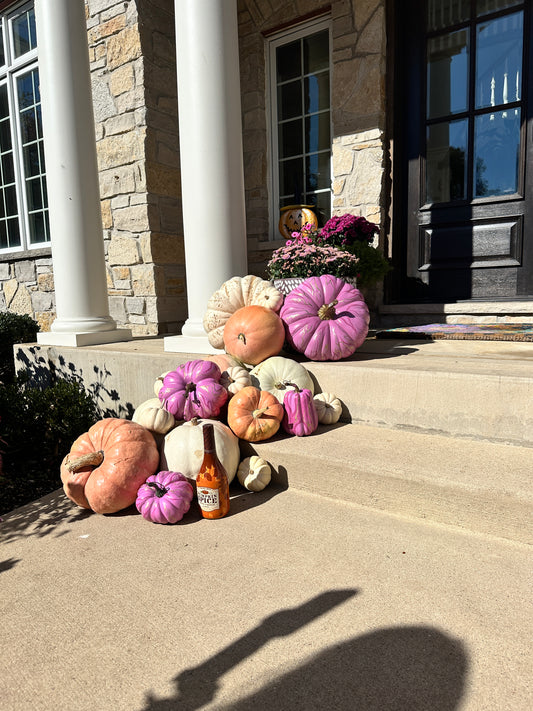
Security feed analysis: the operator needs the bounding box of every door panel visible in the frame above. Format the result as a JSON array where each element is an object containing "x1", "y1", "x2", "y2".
[{"x1": 392, "y1": 0, "x2": 533, "y2": 303}]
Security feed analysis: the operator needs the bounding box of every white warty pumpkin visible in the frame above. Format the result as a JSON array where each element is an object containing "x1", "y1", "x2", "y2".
[
  {"x1": 203, "y1": 275, "x2": 284, "y2": 349},
  {"x1": 237, "y1": 456, "x2": 272, "y2": 492},
  {"x1": 313, "y1": 393, "x2": 343, "y2": 425}
]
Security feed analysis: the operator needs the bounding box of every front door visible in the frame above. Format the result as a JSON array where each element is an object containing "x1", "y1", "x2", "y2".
[{"x1": 391, "y1": 0, "x2": 533, "y2": 303}]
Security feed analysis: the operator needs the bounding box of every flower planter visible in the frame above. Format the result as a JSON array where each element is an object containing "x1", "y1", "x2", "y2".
[{"x1": 274, "y1": 276, "x2": 358, "y2": 296}]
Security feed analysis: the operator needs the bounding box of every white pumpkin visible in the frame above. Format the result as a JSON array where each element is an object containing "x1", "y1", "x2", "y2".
[
  {"x1": 203, "y1": 275, "x2": 284, "y2": 349},
  {"x1": 132, "y1": 397, "x2": 176, "y2": 434},
  {"x1": 313, "y1": 393, "x2": 343, "y2": 425},
  {"x1": 153, "y1": 371, "x2": 171, "y2": 396},
  {"x1": 220, "y1": 365, "x2": 252, "y2": 396},
  {"x1": 160, "y1": 417, "x2": 240, "y2": 485},
  {"x1": 237, "y1": 456, "x2": 272, "y2": 492},
  {"x1": 250, "y1": 356, "x2": 314, "y2": 403}
]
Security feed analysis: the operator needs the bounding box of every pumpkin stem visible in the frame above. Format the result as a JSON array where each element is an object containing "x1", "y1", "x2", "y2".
[
  {"x1": 285, "y1": 382, "x2": 301, "y2": 392},
  {"x1": 238, "y1": 332, "x2": 247, "y2": 345},
  {"x1": 318, "y1": 300, "x2": 338, "y2": 320},
  {"x1": 185, "y1": 382, "x2": 196, "y2": 394},
  {"x1": 66, "y1": 450, "x2": 104, "y2": 473},
  {"x1": 190, "y1": 417, "x2": 199, "y2": 426},
  {"x1": 252, "y1": 406, "x2": 270, "y2": 418},
  {"x1": 146, "y1": 482, "x2": 168, "y2": 497}
]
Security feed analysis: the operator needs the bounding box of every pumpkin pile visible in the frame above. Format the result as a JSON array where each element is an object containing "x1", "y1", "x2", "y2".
[{"x1": 59, "y1": 273, "x2": 368, "y2": 524}]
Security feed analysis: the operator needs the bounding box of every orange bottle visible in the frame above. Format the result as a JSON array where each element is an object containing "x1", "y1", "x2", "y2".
[{"x1": 196, "y1": 423, "x2": 230, "y2": 519}]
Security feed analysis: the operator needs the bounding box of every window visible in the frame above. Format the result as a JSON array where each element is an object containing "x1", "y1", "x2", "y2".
[
  {"x1": 0, "y1": 0, "x2": 48, "y2": 253},
  {"x1": 268, "y1": 17, "x2": 331, "y2": 237}
]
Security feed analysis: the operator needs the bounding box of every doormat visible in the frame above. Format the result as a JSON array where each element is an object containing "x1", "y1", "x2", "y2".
[{"x1": 376, "y1": 323, "x2": 533, "y2": 342}]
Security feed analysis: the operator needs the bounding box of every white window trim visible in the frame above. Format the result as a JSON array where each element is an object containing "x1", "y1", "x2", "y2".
[
  {"x1": 0, "y1": 0, "x2": 46, "y2": 256},
  {"x1": 266, "y1": 15, "x2": 332, "y2": 241}
]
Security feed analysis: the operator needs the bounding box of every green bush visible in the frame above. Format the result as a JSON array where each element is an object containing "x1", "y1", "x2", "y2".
[
  {"x1": 0, "y1": 376, "x2": 99, "y2": 513},
  {"x1": 0, "y1": 311, "x2": 39, "y2": 384}
]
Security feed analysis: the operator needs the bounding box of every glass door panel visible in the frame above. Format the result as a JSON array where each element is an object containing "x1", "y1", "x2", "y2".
[
  {"x1": 474, "y1": 109, "x2": 521, "y2": 197},
  {"x1": 427, "y1": 29, "x2": 469, "y2": 118},
  {"x1": 475, "y1": 12, "x2": 523, "y2": 109}
]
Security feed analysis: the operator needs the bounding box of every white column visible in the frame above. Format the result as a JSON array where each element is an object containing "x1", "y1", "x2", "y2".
[
  {"x1": 35, "y1": 0, "x2": 130, "y2": 346},
  {"x1": 164, "y1": 0, "x2": 248, "y2": 353}
]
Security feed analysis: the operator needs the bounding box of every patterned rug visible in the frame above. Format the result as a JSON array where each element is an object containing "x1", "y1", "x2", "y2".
[{"x1": 376, "y1": 323, "x2": 533, "y2": 342}]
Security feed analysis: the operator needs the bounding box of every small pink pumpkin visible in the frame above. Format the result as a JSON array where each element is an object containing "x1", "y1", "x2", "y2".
[
  {"x1": 280, "y1": 275, "x2": 370, "y2": 361},
  {"x1": 282, "y1": 384, "x2": 319, "y2": 437},
  {"x1": 158, "y1": 359, "x2": 228, "y2": 421},
  {"x1": 136, "y1": 471, "x2": 194, "y2": 524}
]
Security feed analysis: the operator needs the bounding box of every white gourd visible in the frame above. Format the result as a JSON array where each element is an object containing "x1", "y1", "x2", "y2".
[
  {"x1": 203, "y1": 275, "x2": 284, "y2": 349},
  {"x1": 237, "y1": 456, "x2": 272, "y2": 492},
  {"x1": 153, "y1": 371, "x2": 171, "y2": 396},
  {"x1": 220, "y1": 365, "x2": 252, "y2": 396},
  {"x1": 160, "y1": 417, "x2": 240, "y2": 484},
  {"x1": 132, "y1": 397, "x2": 176, "y2": 434},
  {"x1": 250, "y1": 356, "x2": 314, "y2": 403},
  {"x1": 313, "y1": 393, "x2": 343, "y2": 425}
]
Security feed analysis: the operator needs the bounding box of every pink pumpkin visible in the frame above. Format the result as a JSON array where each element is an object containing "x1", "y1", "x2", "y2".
[
  {"x1": 280, "y1": 275, "x2": 370, "y2": 361},
  {"x1": 136, "y1": 471, "x2": 193, "y2": 524},
  {"x1": 158, "y1": 359, "x2": 228, "y2": 421},
  {"x1": 282, "y1": 384, "x2": 319, "y2": 437}
]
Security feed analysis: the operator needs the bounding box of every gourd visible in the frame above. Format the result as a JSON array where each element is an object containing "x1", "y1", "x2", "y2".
[
  {"x1": 136, "y1": 471, "x2": 193, "y2": 524},
  {"x1": 314, "y1": 392, "x2": 343, "y2": 425},
  {"x1": 282, "y1": 384, "x2": 319, "y2": 437},
  {"x1": 220, "y1": 365, "x2": 252, "y2": 396},
  {"x1": 250, "y1": 356, "x2": 314, "y2": 404},
  {"x1": 237, "y1": 456, "x2": 272, "y2": 492},
  {"x1": 223, "y1": 305, "x2": 285, "y2": 366},
  {"x1": 153, "y1": 371, "x2": 171, "y2": 396},
  {"x1": 158, "y1": 359, "x2": 228, "y2": 421},
  {"x1": 278, "y1": 205, "x2": 318, "y2": 239},
  {"x1": 132, "y1": 397, "x2": 176, "y2": 434},
  {"x1": 160, "y1": 417, "x2": 240, "y2": 485},
  {"x1": 60, "y1": 418, "x2": 160, "y2": 514},
  {"x1": 227, "y1": 386, "x2": 284, "y2": 442},
  {"x1": 203, "y1": 275, "x2": 284, "y2": 349},
  {"x1": 280, "y1": 274, "x2": 370, "y2": 361}
]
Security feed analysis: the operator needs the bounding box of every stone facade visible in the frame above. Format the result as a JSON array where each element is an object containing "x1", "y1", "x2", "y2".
[{"x1": 1, "y1": 0, "x2": 388, "y2": 331}]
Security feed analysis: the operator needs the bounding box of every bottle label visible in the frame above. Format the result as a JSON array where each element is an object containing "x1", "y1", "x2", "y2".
[{"x1": 197, "y1": 486, "x2": 220, "y2": 512}]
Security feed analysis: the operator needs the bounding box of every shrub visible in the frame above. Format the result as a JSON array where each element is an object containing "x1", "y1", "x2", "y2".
[
  {"x1": 0, "y1": 376, "x2": 99, "y2": 513},
  {"x1": 0, "y1": 312, "x2": 39, "y2": 384}
]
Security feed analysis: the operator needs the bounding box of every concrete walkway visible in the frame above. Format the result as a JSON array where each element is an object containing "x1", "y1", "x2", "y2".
[{"x1": 1, "y1": 485, "x2": 531, "y2": 710}]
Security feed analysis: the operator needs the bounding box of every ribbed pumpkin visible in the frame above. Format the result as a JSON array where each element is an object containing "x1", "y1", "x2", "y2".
[
  {"x1": 136, "y1": 471, "x2": 193, "y2": 524},
  {"x1": 60, "y1": 418, "x2": 160, "y2": 514},
  {"x1": 282, "y1": 384, "x2": 319, "y2": 437},
  {"x1": 227, "y1": 386, "x2": 284, "y2": 441},
  {"x1": 132, "y1": 397, "x2": 176, "y2": 434},
  {"x1": 158, "y1": 360, "x2": 228, "y2": 421},
  {"x1": 250, "y1": 356, "x2": 314, "y2": 404},
  {"x1": 280, "y1": 274, "x2": 370, "y2": 361},
  {"x1": 313, "y1": 392, "x2": 343, "y2": 424},
  {"x1": 223, "y1": 305, "x2": 285, "y2": 366},
  {"x1": 237, "y1": 456, "x2": 272, "y2": 492}
]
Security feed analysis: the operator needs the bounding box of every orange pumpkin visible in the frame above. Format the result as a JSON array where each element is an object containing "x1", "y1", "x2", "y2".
[
  {"x1": 278, "y1": 205, "x2": 318, "y2": 239},
  {"x1": 223, "y1": 305, "x2": 285, "y2": 365},
  {"x1": 60, "y1": 418, "x2": 160, "y2": 514},
  {"x1": 227, "y1": 386, "x2": 284, "y2": 441}
]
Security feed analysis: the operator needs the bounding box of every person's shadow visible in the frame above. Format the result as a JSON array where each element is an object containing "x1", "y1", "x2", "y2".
[{"x1": 140, "y1": 590, "x2": 468, "y2": 710}]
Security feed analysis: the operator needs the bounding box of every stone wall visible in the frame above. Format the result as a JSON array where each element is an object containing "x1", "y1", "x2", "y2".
[{"x1": 237, "y1": 0, "x2": 388, "y2": 277}]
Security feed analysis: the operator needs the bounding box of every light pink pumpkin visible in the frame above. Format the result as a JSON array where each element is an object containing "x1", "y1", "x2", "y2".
[
  {"x1": 280, "y1": 275, "x2": 370, "y2": 361},
  {"x1": 282, "y1": 385, "x2": 319, "y2": 437},
  {"x1": 158, "y1": 360, "x2": 228, "y2": 421}
]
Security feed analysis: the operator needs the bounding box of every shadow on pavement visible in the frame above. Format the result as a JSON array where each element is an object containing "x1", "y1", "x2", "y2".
[{"x1": 140, "y1": 592, "x2": 468, "y2": 711}]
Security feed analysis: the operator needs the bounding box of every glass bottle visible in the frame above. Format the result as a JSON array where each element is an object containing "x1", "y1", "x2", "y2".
[{"x1": 196, "y1": 423, "x2": 230, "y2": 519}]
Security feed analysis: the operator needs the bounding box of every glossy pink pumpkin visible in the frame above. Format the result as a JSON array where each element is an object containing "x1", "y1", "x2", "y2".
[
  {"x1": 136, "y1": 471, "x2": 194, "y2": 524},
  {"x1": 280, "y1": 275, "x2": 370, "y2": 361},
  {"x1": 158, "y1": 359, "x2": 228, "y2": 421},
  {"x1": 282, "y1": 384, "x2": 319, "y2": 437}
]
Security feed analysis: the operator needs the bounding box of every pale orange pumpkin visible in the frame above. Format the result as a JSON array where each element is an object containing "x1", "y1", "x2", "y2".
[
  {"x1": 60, "y1": 418, "x2": 160, "y2": 514},
  {"x1": 223, "y1": 305, "x2": 285, "y2": 365},
  {"x1": 227, "y1": 386, "x2": 284, "y2": 441}
]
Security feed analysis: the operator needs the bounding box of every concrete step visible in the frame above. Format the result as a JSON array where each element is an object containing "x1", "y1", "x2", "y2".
[{"x1": 241, "y1": 422, "x2": 533, "y2": 545}]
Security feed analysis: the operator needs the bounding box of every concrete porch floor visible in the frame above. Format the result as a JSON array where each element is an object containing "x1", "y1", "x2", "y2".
[{"x1": 1, "y1": 484, "x2": 531, "y2": 711}]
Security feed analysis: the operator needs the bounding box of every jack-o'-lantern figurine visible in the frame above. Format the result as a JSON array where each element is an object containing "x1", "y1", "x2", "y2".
[{"x1": 278, "y1": 205, "x2": 318, "y2": 239}]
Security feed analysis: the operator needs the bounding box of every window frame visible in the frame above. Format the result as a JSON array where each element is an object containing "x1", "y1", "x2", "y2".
[
  {"x1": 267, "y1": 15, "x2": 332, "y2": 241},
  {"x1": 0, "y1": 0, "x2": 48, "y2": 256}
]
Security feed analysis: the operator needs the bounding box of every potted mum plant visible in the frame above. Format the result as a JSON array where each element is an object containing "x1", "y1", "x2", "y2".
[{"x1": 267, "y1": 214, "x2": 391, "y2": 293}]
